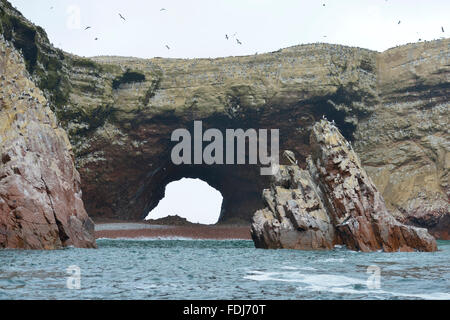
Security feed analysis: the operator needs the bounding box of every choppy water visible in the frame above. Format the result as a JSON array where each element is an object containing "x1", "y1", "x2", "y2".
[{"x1": 1, "y1": 239, "x2": 449, "y2": 300}]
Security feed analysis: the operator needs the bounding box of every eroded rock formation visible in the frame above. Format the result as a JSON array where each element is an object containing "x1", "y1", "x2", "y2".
[
  {"x1": 0, "y1": 36, "x2": 96, "y2": 249},
  {"x1": 354, "y1": 43, "x2": 449, "y2": 239},
  {"x1": 251, "y1": 121, "x2": 437, "y2": 252},
  {"x1": 0, "y1": 0, "x2": 448, "y2": 238}
]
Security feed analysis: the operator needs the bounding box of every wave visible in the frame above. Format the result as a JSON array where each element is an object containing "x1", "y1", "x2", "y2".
[
  {"x1": 244, "y1": 270, "x2": 450, "y2": 300},
  {"x1": 280, "y1": 266, "x2": 317, "y2": 271}
]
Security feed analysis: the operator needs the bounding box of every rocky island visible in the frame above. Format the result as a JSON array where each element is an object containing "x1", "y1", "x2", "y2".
[
  {"x1": 251, "y1": 120, "x2": 437, "y2": 252},
  {"x1": 0, "y1": 0, "x2": 448, "y2": 250}
]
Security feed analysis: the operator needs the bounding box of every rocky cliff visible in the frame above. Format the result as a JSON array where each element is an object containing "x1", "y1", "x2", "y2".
[
  {"x1": 0, "y1": 0, "x2": 448, "y2": 239},
  {"x1": 354, "y1": 43, "x2": 449, "y2": 239},
  {"x1": 0, "y1": 35, "x2": 96, "y2": 249},
  {"x1": 251, "y1": 121, "x2": 437, "y2": 252}
]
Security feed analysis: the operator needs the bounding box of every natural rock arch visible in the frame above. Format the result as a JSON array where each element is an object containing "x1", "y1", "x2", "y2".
[
  {"x1": 1, "y1": 2, "x2": 448, "y2": 235},
  {"x1": 80, "y1": 113, "x2": 332, "y2": 223}
]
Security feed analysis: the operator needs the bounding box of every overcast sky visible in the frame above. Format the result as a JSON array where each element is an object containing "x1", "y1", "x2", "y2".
[
  {"x1": 9, "y1": 0, "x2": 448, "y2": 59},
  {"x1": 8, "y1": 0, "x2": 448, "y2": 224},
  {"x1": 145, "y1": 178, "x2": 223, "y2": 224}
]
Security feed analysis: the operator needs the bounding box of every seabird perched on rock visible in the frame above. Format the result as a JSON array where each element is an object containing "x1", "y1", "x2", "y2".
[
  {"x1": 337, "y1": 213, "x2": 352, "y2": 227},
  {"x1": 283, "y1": 150, "x2": 297, "y2": 165},
  {"x1": 119, "y1": 13, "x2": 126, "y2": 21}
]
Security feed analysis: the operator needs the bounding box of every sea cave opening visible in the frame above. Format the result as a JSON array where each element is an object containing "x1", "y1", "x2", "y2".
[{"x1": 145, "y1": 178, "x2": 223, "y2": 225}]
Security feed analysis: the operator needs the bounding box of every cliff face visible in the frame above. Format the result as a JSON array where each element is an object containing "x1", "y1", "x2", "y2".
[
  {"x1": 71, "y1": 46, "x2": 379, "y2": 225},
  {"x1": 251, "y1": 121, "x2": 437, "y2": 252},
  {"x1": 73, "y1": 44, "x2": 449, "y2": 237},
  {"x1": 0, "y1": 36, "x2": 96, "y2": 249},
  {"x1": 0, "y1": 0, "x2": 448, "y2": 238},
  {"x1": 355, "y1": 42, "x2": 449, "y2": 238}
]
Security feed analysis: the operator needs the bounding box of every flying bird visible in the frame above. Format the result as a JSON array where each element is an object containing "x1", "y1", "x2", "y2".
[
  {"x1": 84, "y1": 26, "x2": 91, "y2": 30},
  {"x1": 442, "y1": 26, "x2": 445, "y2": 32},
  {"x1": 94, "y1": 38, "x2": 98, "y2": 41},
  {"x1": 225, "y1": 34, "x2": 229, "y2": 40},
  {"x1": 160, "y1": 8, "x2": 166, "y2": 11},
  {"x1": 398, "y1": 20, "x2": 401, "y2": 24},
  {"x1": 236, "y1": 39, "x2": 242, "y2": 45},
  {"x1": 165, "y1": 45, "x2": 170, "y2": 50},
  {"x1": 119, "y1": 13, "x2": 126, "y2": 21}
]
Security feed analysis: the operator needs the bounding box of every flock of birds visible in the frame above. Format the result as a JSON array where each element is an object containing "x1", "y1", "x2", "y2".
[
  {"x1": 48, "y1": 3, "x2": 446, "y2": 51},
  {"x1": 77, "y1": 7, "x2": 246, "y2": 49},
  {"x1": 79, "y1": 8, "x2": 245, "y2": 49},
  {"x1": 225, "y1": 33, "x2": 242, "y2": 45},
  {"x1": 74, "y1": 8, "x2": 168, "y2": 45},
  {"x1": 84, "y1": 12, "x2": 127, "y2": 42}
]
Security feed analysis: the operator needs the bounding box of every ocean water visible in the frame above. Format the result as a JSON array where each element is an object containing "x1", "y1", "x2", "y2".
[{"x1": 0, "y1": 239, "x2": 449, "y2": 300}]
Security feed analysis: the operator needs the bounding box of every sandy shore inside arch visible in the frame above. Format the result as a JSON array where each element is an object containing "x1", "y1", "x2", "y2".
[{"x1": 94, "y1": 222, "x2": 252, "y2": 240}]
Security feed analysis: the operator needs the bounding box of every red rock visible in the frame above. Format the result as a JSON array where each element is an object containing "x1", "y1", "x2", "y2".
[{"x1": 0, "y1": 37, "x2": 96, "y2": 249}]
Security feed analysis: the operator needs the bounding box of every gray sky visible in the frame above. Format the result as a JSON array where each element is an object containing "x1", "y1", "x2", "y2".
[
  {"x1": 9, "y1": 0, "x2": 449, "y2": 59},
  {"x1": 145, "y1": 178, "x2": 223, "y2": 224},
  {"x1": 8, "y1": 0, "x2": 448, "y2": 224}
]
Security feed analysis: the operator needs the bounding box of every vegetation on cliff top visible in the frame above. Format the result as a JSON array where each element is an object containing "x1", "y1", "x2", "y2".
[{"x1": 0, "y1": 1, "x2": 71, "y2": 109}]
